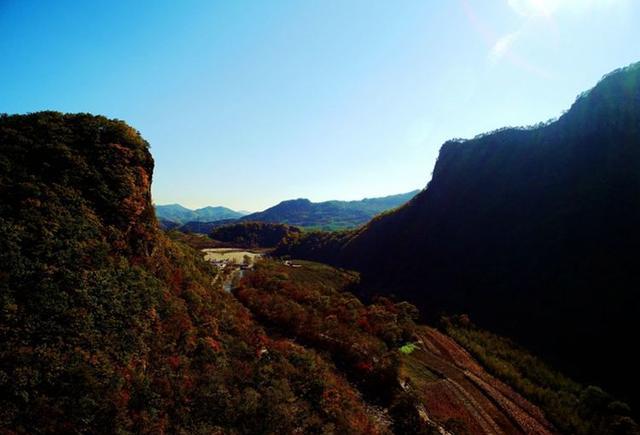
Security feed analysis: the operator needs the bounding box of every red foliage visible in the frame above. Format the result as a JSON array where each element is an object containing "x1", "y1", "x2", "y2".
[
  {"x1": 357, "y1": 316, "x2": 372, "y2": 332},
  {"x1": 355, "y1": 361, "x2": 374, "y2": 373},
  {"x1": 114, "y1": 388, "x2": 131, "y2": 408},
  {"x1": 168, "y1": 269, "x2": 183, "y2": 293},
  {"x1": 166, "y1": 355, "x2": 181, "y2": 371},
  {"x1": 204, "y1": 337, "x2": 221, "y2": 352}
]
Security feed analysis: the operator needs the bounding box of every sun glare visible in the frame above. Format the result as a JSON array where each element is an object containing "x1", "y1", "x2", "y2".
[
  {"x1": 508, "y1": 0, "x2": 561, "y2": 17},
  {"x1": 507, "y1": 0, "x2": 620, "y2": 18}
]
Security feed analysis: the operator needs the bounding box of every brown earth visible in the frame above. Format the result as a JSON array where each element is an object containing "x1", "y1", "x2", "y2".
[{"x1": 402, "y1": 327, "x2": 555, "y2": 435}]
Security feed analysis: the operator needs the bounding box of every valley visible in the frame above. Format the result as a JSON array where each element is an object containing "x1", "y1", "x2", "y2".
[
  {"x1": 2, "y1": 62, "x2": 640, "y2": 434},
  {"x1": 202, "y1": 248, "x2": 264, "y2": 293},
  {"x1": 225, "y1": 257, "x2": 556, "y2": 434},
  {"x1": 156, "y1": 190, "x2": 420, "y2": 232},
  {"x1": 3, "y1": 2, "x2": 640, "y2": 433}
]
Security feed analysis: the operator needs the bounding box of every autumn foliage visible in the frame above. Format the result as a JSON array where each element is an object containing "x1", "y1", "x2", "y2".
[
  {"x1": 0, "y1": 112, "x2": 387, "y2": 433},
  {"x1": 234, "y1": 260, "x2": 420, "y2": 404}
]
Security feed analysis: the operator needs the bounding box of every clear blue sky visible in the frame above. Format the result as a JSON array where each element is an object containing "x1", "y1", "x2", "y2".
[{"x1": 1, "y1": 0, "x2": 638, "y2": 211}]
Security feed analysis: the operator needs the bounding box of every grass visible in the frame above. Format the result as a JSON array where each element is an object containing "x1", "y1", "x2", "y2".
[
  {"x1": 399, "y1": 353, "x2": 440, "y2": 382},
  {"x1": 399, "y1": 342, "x2": 418, "y2": 355}
]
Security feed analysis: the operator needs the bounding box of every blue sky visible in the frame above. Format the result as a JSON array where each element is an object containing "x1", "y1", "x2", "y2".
[{"x1": 1, "y1": 0, "x2": 638, "y2": 211}]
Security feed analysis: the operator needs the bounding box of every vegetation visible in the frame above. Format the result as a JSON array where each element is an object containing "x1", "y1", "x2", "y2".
[
  {"x1": 275, "y1": 228, "x2": 354, "y2": 262},
  {"x1": 237, "y1": 191, "x2": 420, "y2": 231},
  {"x1": 175, "y1": 218, "x2": 235, "y2": 233},
  {"x1": 4, "y1": 60, "x2": 640, "y2": 432},
  {"x1": 235, "y1": 260, "x2": 419, "y2": 401},
  {"x1": 0, "y1": 112, "x2": 389, "y2": 433},
  {"x1": 233, "y1": 261, "x2": 568, "y2": 433},
  {"x1": 443, "y1": 316, "x2": 639, "y2": 435},
  {"x1": 210, "y1": 221, "x2": 302, "y2": 248},
  {"x1": 233, "y1": 259, "x2": 455, "y2": 433},
  {"x1": 166, "y1": 229, "x2": 225, "y2": 249},
  {"x1": 2, "y1": 110, "x2": 626, "y2": 434},
  {"x1": 399, "y1": 343, "x2": 418, "y2": 355},
  {"x1": 161, "y1": 192, "x2": 420, "y2": 233},
  {"x1": 155, "y1": 203, "x2": 246, "y2": 225},
  {"x1": 277, "y1": 61, "x2": 640, "y2": 414}
]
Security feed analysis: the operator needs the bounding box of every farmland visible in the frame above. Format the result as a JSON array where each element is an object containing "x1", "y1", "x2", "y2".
[{"x1": 400, "y1": 327, "x2": 555, "y2": 434}]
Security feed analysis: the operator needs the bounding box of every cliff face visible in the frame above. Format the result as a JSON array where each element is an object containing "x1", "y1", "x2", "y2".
[
  {"x1": 0, "y1": 112, "x2": 157, "y2": 257},
  {"x1": 282, "y1": 62, "x2": 640, "y2": 409}
]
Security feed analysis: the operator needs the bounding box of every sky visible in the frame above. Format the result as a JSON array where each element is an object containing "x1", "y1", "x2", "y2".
[{"x1": 1, "y1": 0, "x2": 639, "y2": 211}]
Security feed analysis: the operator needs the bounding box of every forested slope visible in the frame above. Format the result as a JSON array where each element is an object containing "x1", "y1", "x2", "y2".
[{"x1": 0, "y1": 112, "x2": 387, "y2": 433}]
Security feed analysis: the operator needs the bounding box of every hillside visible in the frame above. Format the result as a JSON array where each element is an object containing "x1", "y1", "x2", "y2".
[
  {"x1": 0, "y1": 112, "x2": 394, "y2": 433},
  {"x1": 276, "y1": 62, "x2": 640, "y2": 413},
  {"x1": 235, "y1": 260, "x2": 565, "y2": 434},
  {"x1": 239, "y1": 190, "x2": 420, "y2": 230},
  {"x1": 209, "y1": 222, "x2": 302, "y2": 248},
  {"x1": 155, "y1": 203, "x2": 246, "y2": 226},
  {"x1": 177, "y1": 218, "x2": 237, "y2": 234}
]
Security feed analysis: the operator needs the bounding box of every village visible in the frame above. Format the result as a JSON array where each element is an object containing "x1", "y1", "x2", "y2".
[{"x1": 200, "y1": 248, "x2": 303, "y2": 292}]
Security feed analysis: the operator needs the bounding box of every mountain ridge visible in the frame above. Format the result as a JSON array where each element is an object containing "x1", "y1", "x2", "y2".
[
  {"x1": 276, "y1": 61, "x2": 640, "y2": 412},
  {"x1": 155, "y1": 203, "x2": 247, "y2": 225},
  {"x1": 162, "y1": 190, "x2": 421, "y2": 233},
  {"x1": 237, "y1": 190, "x2": 421, "y2": 230}
]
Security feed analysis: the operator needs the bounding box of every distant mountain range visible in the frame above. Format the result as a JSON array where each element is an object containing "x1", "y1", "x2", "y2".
[
  {"x1": 157, "y1": 190, "x2": 420, "y2": 232},
  {"x1": 155, "y1": 204, "x2": 247, "y2": 226},
  {"x1": 238, "y1": 191, "x2": 420, "y2": 230}
]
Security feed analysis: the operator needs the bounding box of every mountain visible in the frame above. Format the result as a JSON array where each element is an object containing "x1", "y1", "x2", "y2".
[
  {"x1": 277, "y1": 62, "x2": 640, "y2": 412},
  {"x1": 177, "y1": 218, "x2": 238, "y2": 234},
  {"x1": 209, "y1": 222, "x2": 302, "y2": 248},
  {"x1": 158, "y1": 217, "x2": 182, "y2": 231},
  {"x1": 155, "y1": 203, "x2": 245, "y2": 225},
  {"x1": 0, "y1": 112, "x2": 394, "y2": 433},
  {"x1": 154, "y1": 203, "x2": 194, "y2": 223},
  {"x1": 3, "y1": 111, "x2": 637, "y2": 434},
  {"x1": 239, "y1": 190, "x2": 420, "y2": 230},
  {"x1": 167, "y1": 192, "x2": 420, "y2": 234},
  {"x1": 0, "y1": 111, "x2": 562, "y2": 435},
  {"x1": 194, "y1": 205, "x2": 247, "y2": 221}
]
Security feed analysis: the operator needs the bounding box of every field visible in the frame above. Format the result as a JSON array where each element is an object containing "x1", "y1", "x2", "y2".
[
  {"x1": 444, "y1": 322, "x2": 637, "y2": 434},
  {"x1": 400, "y1": 326, "x2": 555, "y2": 434}
]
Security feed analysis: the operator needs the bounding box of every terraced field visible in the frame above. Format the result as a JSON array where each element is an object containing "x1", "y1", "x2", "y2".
[{"x1": 402, "y1": 327, "x2": 556, "y2": 435}]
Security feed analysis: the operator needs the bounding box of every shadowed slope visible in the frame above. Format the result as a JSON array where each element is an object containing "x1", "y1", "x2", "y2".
[{"x1": 278, "y1": 62, "x2": 640, "y2": 413}]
